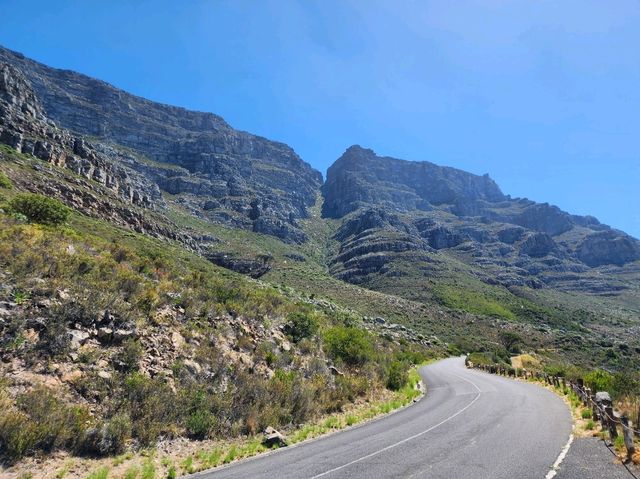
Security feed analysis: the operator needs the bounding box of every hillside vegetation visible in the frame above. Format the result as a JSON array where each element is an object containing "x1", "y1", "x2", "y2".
[{"x1": 0, "y1": 180, "x2": 433, "y2": 465}]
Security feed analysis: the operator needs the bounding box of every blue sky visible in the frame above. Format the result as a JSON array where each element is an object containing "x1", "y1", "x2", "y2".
[{"x1": 1, "y1": 0, "x2": 639, "y2": 237}]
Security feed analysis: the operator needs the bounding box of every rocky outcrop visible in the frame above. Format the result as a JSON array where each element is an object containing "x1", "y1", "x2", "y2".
[
  {"x1": 0, "y1": 46, "x2": 322, "y2": 243},
  {"x1": 414, "y1": 219, "x2": 467, "y2": 249},
  {"x1": 204, "y1": 252, "x2": 272, "y2": 278},
  {"x1": 576, "y1": 231, "x2": 640, "y2": 267},
  {"x1": 322, "y1": 145, "x2": 505, "y2": 218},
  {"x1": 329, "y1": 209, "x2": 430, "y2": 283},
  {"x1": 0, "y1": 63, "x2": 164, "y2": 210},
  {"x1": 519, "y1": 233, "x2": 558, "y2": 258},
  {"x1": 322, "y1": 146, "x2": 640, "y2": 294}
]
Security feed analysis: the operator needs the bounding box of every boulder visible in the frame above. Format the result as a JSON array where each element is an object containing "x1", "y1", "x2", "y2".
[
  {"x1": 68, "y1": 329, "x2": 90, "y2": 348},
  {"x1": 262, "y1": 427, "x2": 288, "y2": 448}
]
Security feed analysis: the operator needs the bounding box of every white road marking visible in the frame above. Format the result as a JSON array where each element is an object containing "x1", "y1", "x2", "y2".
[
  {"x1": 309, "y1": 371, "x2": 483, "y2": 479},
  {"x1": 545, "y1": 433, "x2": 574, "y2": 479}
]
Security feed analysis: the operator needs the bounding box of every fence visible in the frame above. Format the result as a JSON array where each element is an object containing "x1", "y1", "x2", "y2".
[{"x1": 465, "y1": 359, "x2": 638, "y2": 463}]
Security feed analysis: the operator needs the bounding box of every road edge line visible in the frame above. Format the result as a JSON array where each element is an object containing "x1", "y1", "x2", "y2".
[
  {"x1": 545, "y1": 433, "x2": 574, "y2": 479},
  {"x1": 309, "y1": 369, "x2": 482, "y2": 479}
]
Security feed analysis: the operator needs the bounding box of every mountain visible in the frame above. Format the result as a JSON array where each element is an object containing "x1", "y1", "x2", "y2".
[
  {"x1": 323, "y1": 146, "x2": 640, "y2": 295},
  {"x1": 0, "y1": 46, "x2": 323, "y2": 244},
  {"x1": 1, "y1": 44, "x2": 640, "y2": 475}
]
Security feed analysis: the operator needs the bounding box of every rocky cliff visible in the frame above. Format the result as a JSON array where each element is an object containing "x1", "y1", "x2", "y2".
[
  {"x1": 322, "y1": 145, "x2": 506, "y2": 218},
  {"x1": 323, "y1": 146, "x2": 640, "y2": 294},
  {"x1": 1, "y1": 46, "x2": 638, "y2": 296},
  {"x1": 0, "y1": 46, "x2": 323, "y2": 243}
]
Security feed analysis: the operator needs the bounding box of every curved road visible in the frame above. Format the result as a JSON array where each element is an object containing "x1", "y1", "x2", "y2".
[{"x1": 194, "y1": 357, "x2": 572, "y2": 479}]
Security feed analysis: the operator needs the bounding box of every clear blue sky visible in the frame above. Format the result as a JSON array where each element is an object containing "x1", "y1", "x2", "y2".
[{"x1": 1, "y1": 0, "x2": 639, "y2": 237}]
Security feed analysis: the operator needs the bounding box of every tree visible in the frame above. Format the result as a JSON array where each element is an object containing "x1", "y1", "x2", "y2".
[{"x1": 499, "y1": 331, "x2": 522, "y2": 354}]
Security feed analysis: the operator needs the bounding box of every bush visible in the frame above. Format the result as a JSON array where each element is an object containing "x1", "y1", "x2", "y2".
[
  {"x1": 120, "y1": 372, "x2": 178, "y2": 446},
  {"x1": 499, "y1": 331, "x2": 522, "y2": 354},
  {"x1": 185, "y1": 410, "x2": 216, "y2": 439},
  {"x1": 81, "y1": 413, "x2": 132, "y2": 456},
  {"x1": 386, "y1": 360, "x2": 409, "y2": 391},
  {"x1": 581, "y1": 409, "x2": 592, "y2": 419},
  {"x1": 323, "y1": 327, "x2": 374, "y2": 367},
  {"x1": 0, "y1": 386, "x2": 91, "y2": 462},
  {"x1": 118, "y1": 339, "x2": 143, "y2": 372},
  {"x1": 0, "y1": 171, "x2": 12, "y2": 189},
  {"x1": 584, "y1": 370, "x2": 614, "y2": 395},
  {"x1": 284, "y1": 312, "x2": 319, "y2": 342},
  {"x1": 9, "y1": 193, "x2": 70, "y2": 225}
]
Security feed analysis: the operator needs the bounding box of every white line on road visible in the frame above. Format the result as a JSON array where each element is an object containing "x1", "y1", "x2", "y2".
[
  {"x1": 545, "y1": 434, "x2": 574, "y2": 479},
  {"x1": 309, "y1": 371, "x2": 483, "y2": 479}
]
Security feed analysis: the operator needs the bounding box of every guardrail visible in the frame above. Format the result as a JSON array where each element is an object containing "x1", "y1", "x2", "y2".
[{"x1": 465, "y1": 359, "x2": 638, "y2": 463}]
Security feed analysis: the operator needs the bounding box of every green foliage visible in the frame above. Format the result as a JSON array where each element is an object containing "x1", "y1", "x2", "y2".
[
  {"x1": 82, "y1": 413, "x2": 132, "y2": 456},
  {"x1": 467, "y1": 351, "x2": 496, "y2": 366},
  {"x1": 323, "y1": 326, "x2": 374, "y2": 366},
  {"x1": 119, "y1": 339, "x2": 143, "y2": 373},
  {"x1": 0, "y1": 386, "x2": 91, "y2": 462},
  {"x1": 185, "y1": 409, "x2": 216, "y2": 440},
  {"x1": 123, "y1": 466, "x2": 139, "y2": 479},
  {"x1": 499, "y1": 331, "x2": 523, "y2": 354},
  {"x1": 140, "y1": 459, "x2": 156, "y2": 479},
  {"x1": 386, "y1": 360, "x2": 409, "y2": 391},
  {"x1": 0, "y1": 171, "x2": 12, "y2": 189},
  {"x1": 120, "y1": 372, "x2": 177, "y2": 446},
  {"x1": 584, "y1": 370, "x2": 614, "y2": 395},
  {"x1": 284, "y1": 311, "x2": 319, "y2": 342},
  {"x1": 8, "y1": 193, "x2": 70, "y2": 225},
  {"x1": 581, "y1": 409, "x2": 592, "y2": 419},
  {"x1": 433, "y1": 285, "x2": 516, "y2": 320}
]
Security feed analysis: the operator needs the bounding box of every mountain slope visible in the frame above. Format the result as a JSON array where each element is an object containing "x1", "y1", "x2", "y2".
[
  {"x1": 0, "y1": 46, "x2": 323, "y2": 244},
  {"x1": 323, "y1": 146, "x2": 640, "y2": 298}
]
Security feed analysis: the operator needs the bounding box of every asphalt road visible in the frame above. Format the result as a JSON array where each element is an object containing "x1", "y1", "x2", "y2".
[{"x1": 194, "y1": 357, "x2": 572, "y2": 479}]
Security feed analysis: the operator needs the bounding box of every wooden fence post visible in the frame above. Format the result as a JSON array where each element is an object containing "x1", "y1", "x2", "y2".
[
  {"x1": 620, "y1": 414, "x2": 635, "y2": 462},
  {"x1": 605, "y1": 405, "x2": 618, "y2": 441}
]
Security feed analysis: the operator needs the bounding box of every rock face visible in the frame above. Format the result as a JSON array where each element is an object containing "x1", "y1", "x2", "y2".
[
  {"x1": 1, "y1": 46, "x2": 639, "y2": 293},
  {"x1": 322, "y1": 146, "x2": 640, "y2": 294},
  {"x1": 577, "y1": 231, "x2": 640, "y2": 267},
  {"x1": 0, "y1": 46, "x2": 322, "y2": 243},
  {"x1": 0, "y1": 62, "x2": 164, "y2": 210},
  {"x1": 322, "y1": 145, "x2": 505, "y2": 218}
]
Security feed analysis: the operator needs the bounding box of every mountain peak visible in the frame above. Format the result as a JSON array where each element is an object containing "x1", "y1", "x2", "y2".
[{"x1": 322, "y1": 146, "x2": 506, "y2": 218}]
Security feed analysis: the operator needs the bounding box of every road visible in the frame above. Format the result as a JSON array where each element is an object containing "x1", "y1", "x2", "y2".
[{"x1": 194, "y1": 357, "x2": 572, "y2": 479}]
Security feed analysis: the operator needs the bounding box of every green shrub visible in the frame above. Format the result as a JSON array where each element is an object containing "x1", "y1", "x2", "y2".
[
  {"x1": 0, "y1": 171, "x2": 12, "y2": 189},
  {"x1": 81, "y1": 413, "x2": 132, "y2": 456},
  {"x1": 9, "y1": 193, "x2": 70, "y2": 225},
  {"x1": 121, "y1": 372, "x2": 177, "y2": 446},
  {"x1": 386, "y1": 360, "x2": 409, "y2": 391},
  {"x1": 185, "y1": 409, "x2": 216, "y2": 439},
  {"x1": 584, "y1": 370, "x2": 614, "y2": 395},
  {"x1": 585, "y1": 419, "x2": 595, "y2": 430},
  {"x1": 140, "y1": 459, "x2": 156, "y2": 479},
  {"x1": 119, "y1": 339, "x2": 143, "y2": 372},
  {"x1": 284, "y1": 311, "x2": 319, "y2": 342},
  {"x1": 323, "y1": 326, "x2": 374, "y2": 366},
  {"x1": 499, "y1": 331, "x2": 522, "y2": 354},
  {"x1": 0, "y1": 387, "x2": 91, "y2": 462},
  {"x1": 581, "y1": 409, "x2": 592, "y2": 419}
]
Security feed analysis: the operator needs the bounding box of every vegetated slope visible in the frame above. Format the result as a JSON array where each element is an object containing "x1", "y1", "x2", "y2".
[
  {"x1": 0, "y1": 52, "x2": 433, "y2": 469},
  {"x1": 320, "y1": 146, "x2": 640, "y2": 369},
  {"x1": 0, "y1": 156, "x2": 433, "y2": 467},
  {"x1": 0, "y1": 44, "x2": 639, "y2": 473}
]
